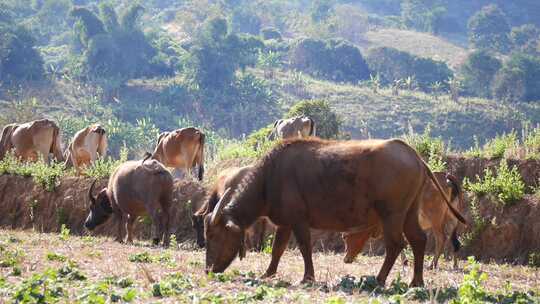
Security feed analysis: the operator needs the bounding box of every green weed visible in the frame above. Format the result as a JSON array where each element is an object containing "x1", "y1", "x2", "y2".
[
  {"x1": 152, "y1": 274, "x2": 194, "y2": 297},
  {"x1": 0, "y1": 153, "x2": 65, "y2": 191},
  {"x1": 403, "y1": 124, "x2": 445, "y2": 159},
  {"x1": 528, "y1": 252, "x2": 540, "y2": 268},
  {"x1": 83, "y1": 146, "x2": 128, "y2": 179},
  {"x1": 483, "y1": 132, "x2": 518, "y2": 159},
  {"x1": 451, "y1": 257, "x2": 488, "y2": 303},
  {"x1": 463, "y1": 160, "x2": 525, "y2": 205},
  {"x1": 128, "y1": 252, "x2": 153, "y2": 263},
  {"x1": 46, "y1": 252, "x2": 67, "y2": 262},
  {"x1": 59, "y1": 224, "x2": 70, "y2": 241}
]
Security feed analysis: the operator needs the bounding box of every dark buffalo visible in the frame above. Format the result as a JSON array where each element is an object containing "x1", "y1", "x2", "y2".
[
  {"x1": 85, "y1": 158, "x2": 174, "y2": 246},
  {"x1": 198, "y1": 138, "x2": 466, "y2": 287}
]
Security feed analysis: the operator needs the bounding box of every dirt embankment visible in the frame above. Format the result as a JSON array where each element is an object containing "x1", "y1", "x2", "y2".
[
  {"x1": 0, "y1": 156, "x2": 539, "y2": 263},
  {"x1": 0, "y1": 175, "x2": 206, "y2": 243}
]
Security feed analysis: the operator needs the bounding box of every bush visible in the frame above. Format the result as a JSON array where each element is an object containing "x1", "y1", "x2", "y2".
[
  {"x1": 468, "y1": 4, "x2": 511, "y2": 53},
  {"x1": 285, "y1": 100, "x2": 341, "y2": 139},
  {"x1": 460, "y1": 50, "x2": 502, "y2": 98},
  {"x1": 402, "y1": 125, "x2": 445, "y2": 159},
  {"x1": 0, "y1": 154, "x2": 65, "y2": 192},
  {"x1": 463, "y1": 159, "x2": 525, "y2": 206},
  {"x1": 289, "y1": 38, "x2": 370, "y2": 83},
  {"x1": 482, "y1": 132, "x2": 518, "y2": 159},
  {"x1": 365, "y1": 47, "x2": 452, "y2": 92},
  {"x1": 401, "y1": 0, "x2": 447, "y2": 34},
  {"x1": 492, "y1": 53, "x2": 540, "y2": 103}
]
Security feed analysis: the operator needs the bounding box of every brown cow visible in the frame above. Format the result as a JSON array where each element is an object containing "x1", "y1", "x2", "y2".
[
  {"x1": 199, "y1": 138, "x2": 466, "y2": 287},
  {"x1": 64, "y1": 124, "x2": 107, "y2": 174},
  {"x1": 0, "y1": 119, "x2": 63, "y2": 162},
  {"x1": 194, "y1": 165, "x2": 273, "y2": 250},
  {"x1": 150, "y1": 127, "x2": 205, "y2": 181},
  {"x1": 342, "y1": 173, "x2": 464, "y2": 269},
  {"x1": 84, "y1": 157, "x2": 174, "y2": 246},
  {"x1": 271, "y1": 116, "x2": 316, "y2": 139}
]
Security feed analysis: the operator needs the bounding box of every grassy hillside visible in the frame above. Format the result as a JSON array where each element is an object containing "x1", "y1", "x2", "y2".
[
  {"x1": 260, "y1": 70, "x2": 540, "y2": 149},
  {"x1": 363, "y1": 29, "x2": 469, "y2": 69}
]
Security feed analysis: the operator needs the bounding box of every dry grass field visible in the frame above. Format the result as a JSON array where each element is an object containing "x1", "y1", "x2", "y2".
[{"x1": 0, "y1": 229, "x2": 538, "y2": 303}]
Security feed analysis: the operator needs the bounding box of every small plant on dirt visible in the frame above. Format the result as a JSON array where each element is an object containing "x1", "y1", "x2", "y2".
[
  {"x1": 46, "y1": 252, "x2": 67, "y2": 262},
  {"x1": 58, "y1": 261, "x2": 87, "y2": 281},
  {"x1": 368, "y1": 74, "x2": 382, "y2": 93},
  {"x1": 128, "y1": 252, "x2": 153, "y2": 263},
  {"x1": 262, "y1": 234, "x2": 274, "y2": 254},
  {"x1": 528, "y1": 252, "x2": 540, "y2": 268},
  {"x1": 464, "y1": 136, "x2": 483, "y2": 158},
  {"x1": 152, "y1": 273, "x2": 194, "y2": 297},
  {"x1": 460, "y1": 197, "x2": 488, "y2": 249},
  {"x1": 59, "y1": 224, "x2": 70, "y2": 241},
  {"x1": 0, "y1": 248, "x2": 24, "y2": 268},
  {"x1": 427, "y1": 142, "x2": 447, "y2": 172},
  {"x1": 464, "y1": 160, "x2": 525, "y2": 205},
  {"x1": 12, "y1": 269, "x2": 65, "y2": 303},
  {"x1": 0, "y1": 153, "x2": 65, "y2": 191},
  {"x1": 451, "y1": 257, "x2": 488, "y2": 303}
]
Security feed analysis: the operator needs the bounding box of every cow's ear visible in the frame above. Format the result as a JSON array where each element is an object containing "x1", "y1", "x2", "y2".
[{"x1": 225, "y1": 219, "x2": 241, "y2": 233}]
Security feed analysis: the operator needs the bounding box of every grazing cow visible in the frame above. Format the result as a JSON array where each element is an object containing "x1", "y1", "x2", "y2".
[
  {"x1": 150, "y1": 127, "x2": 205, "y2": 181},
  {"x1": 64, "y1": 124, "x2": 107, "y2": 174},
  {"x1": 198, "y1": 138, "x2": 466, "y2": 287},
  {"x1": 0, "y1": 119, "x2": 63, "y2": 162},
  {"x1": 342, "y1": 173, "x2": 464, "y2": 269},
  {"x1": 84, "y1": 157, "x2": 174, "y2": 246},
  {"x1": 271, "y1": 116, "x2": 316, "y2": 139},
  {"x1": 194, "y1": 165, "x2": 273, "y2": 250}
]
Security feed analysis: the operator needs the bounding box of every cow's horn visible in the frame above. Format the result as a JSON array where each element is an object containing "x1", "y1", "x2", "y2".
[
  {"x1": 210, "y1": 188, "x2": 232, "y2": 226},
  {"x1": 88, "y1": 180, "x2": 97, "y2": 205}
]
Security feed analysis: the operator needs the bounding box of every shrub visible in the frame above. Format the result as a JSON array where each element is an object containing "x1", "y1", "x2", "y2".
[
  {"x1": 289, "y1": 38, "x2": 370, "y2": 83},
  {"x1": 463, "y1": 160, "x2": 525, "y2": 206},
  {"x1": 365, "y1": 47, "x2": 452, "y2": 92},
  {"x1": 460, "y1": 50, "x2": 502, "y2": 98},
  {"x1": 286, "y1": 100, "x2": 341, "y2": 139},
  {"x1": 468, "y1": 4, "x2": 511, "y2": 53},
  {"x1": 529, "y1": 252, "x2": 540, "y2": 268},
  {"x1": 401, "y1": 0, "x2": 447, "y2": 34},
  {"x1": 83, "y1": 146, "x2": 128, "y2": 178},
  {"x1": 453, "y1": 257, "x2": 488, "y2": 303},
  {"x1": 482, "y1": 132, "x2": 518, "y2": 159}
]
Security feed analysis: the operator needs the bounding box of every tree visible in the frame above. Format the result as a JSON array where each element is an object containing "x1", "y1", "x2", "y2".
[
  {"x1": 401, "y1": 0, "x2": 448, "y2": 34},
  {"x1": 186, "y1": 17, "x2": 263, "y2": 90},
  {"x1": 230, "y1": 8, "x2": 261, "y2": 35},
  {"x1": 510, "y1": 24, "x2": 540, "y2": 55},
  {"x1": 460, "y1": 50, "x2": 502, "y2": 98},
  {"x1": 310, "y1": 0, "x2": 334, "y2": 23},
  {"x1": 286, "y1": 100, "x2": 341, "y2": 139},
  {"x1": 468, "y1": 5, "x2": 511, "y2": 53},
  {"x1": 365, "y1": 47, "x2": 452, "y2": 92},
  {"x1": 289, "y1": 38, "x2": 370, "y2": 83},
  {"x1": 492, "y1": 53, "x2": 540, "y2": 103},
  {"x1": 0, "y1": 23, "x2": 44, "y2": 83}
]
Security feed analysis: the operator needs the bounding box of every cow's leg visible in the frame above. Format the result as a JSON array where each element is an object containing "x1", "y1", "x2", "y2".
[
  {"x1": 114, "y1": 212, "x2": 125, "y2": 243},
  {"x1": 292, "y1": 223, "x2": 314, "y2": 283},
  {"x1": 342, "y1": 231, "x2": 370, "y2": 263},
  {"x1": 261, "y1": 226, "x2": 291, "y2": 279},
  {"x1": 257, "y1": 219, "x2": 267, "y2": 252},
  {"x1": 160, "y1": 208, "x2": 170, "y2": 247},
  {"x1": 430, "y1": 229, "x2": 446, "y2": 269},
  {"x1": 376, "y1": 213, "x2": 406, "y2": 286},
  {"x1": 403, "y1": 207, "x2": 427, "y2": 287},
  {"x1": 149, "y1": 208, "x2": 162, "y2": 246},
  {"x1": 125, "y1": 215, "x2": 137, "y2": 244}
]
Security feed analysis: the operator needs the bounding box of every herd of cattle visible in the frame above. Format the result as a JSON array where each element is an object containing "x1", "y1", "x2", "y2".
[{"x1": 0, "y1": 116, "x2": 467, "y2": 287}]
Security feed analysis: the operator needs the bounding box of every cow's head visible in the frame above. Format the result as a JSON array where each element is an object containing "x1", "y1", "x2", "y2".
[
  {"x1": 203, "y1": 188, "x2": 245, "y2": 273},
  {"x1": 84, "y1": 180, "x2": 113, "y2": 230},
  {"x1": 91, "y1": 124, "x2": 106, "y2": 135}
]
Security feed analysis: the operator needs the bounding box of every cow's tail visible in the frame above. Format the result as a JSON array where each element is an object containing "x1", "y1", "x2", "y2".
[
  {"x1": 50, "y1": 124, "x2": 63, "y2": 161},
  {"x1": 309, "y1": 117, "x2": 316, "y2": 136},
  {"x1": 0, "y1": 124, "x2": 16, "y2": 160},
  {"x1": 393, "y1": 139, "x2": 467, "y2": 225},
  {"x1": 63, "y1": 142, "x2": 74, "y2": 168},
  {"x1": 450, "y1": 226, "x2": 461, "y2": 252},
  {"x1": 197, "y1": 132, "x2": 205, "y2": 181}
]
